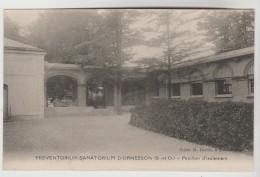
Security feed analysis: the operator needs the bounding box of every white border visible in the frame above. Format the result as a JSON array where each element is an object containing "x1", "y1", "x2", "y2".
[
  {"x1": 0, "y1": 0, "x2": 259, "y2": 177},
  {"x1": 0, "y1": 0, "x2": 259, "y2": 8}
]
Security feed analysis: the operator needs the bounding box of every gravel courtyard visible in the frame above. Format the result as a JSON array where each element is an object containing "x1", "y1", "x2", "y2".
[{"x1": 3, "y1": 114, "x2": 253, "y2": 171}]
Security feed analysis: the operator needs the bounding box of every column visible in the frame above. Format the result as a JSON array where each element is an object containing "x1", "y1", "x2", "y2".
[
  {"x1": 113, "y1": 82, "x2": 118, "y2": 111},
  {"x1": 232, "y1": 78, "x2": 248, "y2": 102},
  {"x1": 113, "y1": 81, "x2": 122, "y2": 114},
  {"x1": 77, "y1": 84, "x2": 86, "y2": 107},
  {"x1": 44, "y1": 83, "x2": 47, "y2": 107},
  {"x1": 203, "y1": 81, "x2": 215, "y2": 102},
  {"x1": 145, "y1": 79, "x2": 151, "y2": 105},
  {"x1": 180, "y1": 83, "x2": 190, "y2": 100}
]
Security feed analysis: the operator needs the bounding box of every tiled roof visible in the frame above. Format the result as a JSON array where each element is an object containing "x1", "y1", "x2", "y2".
[{"x1": 4, "y1": 38, "x2": 45, "y2": 52}]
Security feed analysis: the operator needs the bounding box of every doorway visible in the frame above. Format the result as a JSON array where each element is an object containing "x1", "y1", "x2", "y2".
[
  {"x1": 86, "y1": 79, "x2": 105, "y2": 108},
  {"x1": 4, "y1": 84, "x2": 9, "y2": 120}
]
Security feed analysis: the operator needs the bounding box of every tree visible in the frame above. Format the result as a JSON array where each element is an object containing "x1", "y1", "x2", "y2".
[
  {"x1": 4, "y1": 15, "x2": 22, "y2": 42},
  {"x1": 26, "y1": 10, "x2": 101, "y2": 63},
  {"x1": 142, "y1": 10, "x2": 205, "y2": 99},
  {"x1": 198, "y1": 10, "x2": 254, "y2": 53},
  {"x1": 26, "y1": 9, "x2": 142, "y2": 113},
  {"x1": 77, "y1": 10, "x2": 142, "y2": 114}
]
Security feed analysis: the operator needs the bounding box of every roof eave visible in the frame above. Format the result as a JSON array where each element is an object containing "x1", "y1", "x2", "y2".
[{"x1": 4, "y1": 46, "x2": 46, "y2": 53}]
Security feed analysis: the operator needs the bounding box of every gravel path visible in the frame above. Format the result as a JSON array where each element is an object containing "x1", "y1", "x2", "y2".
[{"x1": 3, "y1": 114, "x2": 253, "y2": 171}]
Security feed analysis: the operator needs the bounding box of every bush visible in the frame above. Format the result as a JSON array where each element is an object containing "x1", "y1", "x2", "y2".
[{"x1": 129, "y1": 99, "x2": 253, "y2": 151}]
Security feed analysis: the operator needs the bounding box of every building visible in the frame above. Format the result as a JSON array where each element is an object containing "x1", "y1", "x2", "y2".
[
  {"x1": 4, "y1": 38, "x2": 46, "y2": 120},
  {"x1": 148, "y1": 46, "x2": 254, "y2": 103},
  {"x1": 3, "y1": 38, "x2": 254, "y2": 119}
]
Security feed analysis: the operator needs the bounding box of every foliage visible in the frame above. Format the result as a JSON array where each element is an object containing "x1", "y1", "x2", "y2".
[
  {"x1": 138, "y1": 10, "x2": 207, "y2": 99},
  {"x1": 121, "y1": 78, "x2": 146, "y2": 106},
  {"x1": 25, "y1": 9, "x2": 143, "y2": 67},
  {"x1": 26, "y1": 10, "x2": 101, "y2": 63},
  {"x1": 52, "y1": 98, "x2": 77, "y2": 107},
  {"x1": 74, "y1": 10, "x2": 143, "y2": 67},
  {"x1": 132, "y1": 57, "x2": 165, "y2": 68},
  {"x1": 25, "y1": 9, "x2": 143, "y2": 113},
  {"x1": 198, "y1": 10, "x2": 254, "y2": 53},
  {"x1": 4, "y1": 15, "x2": 22, "y2": 42},
  {"x1": 46, "y1": 75, "x2": 77, "y2": 102},
  {"x1": 144, "y1": 10, "x2": 205, "y2": 62},
  {"x1": 130, "y1": 99, "x2": 253, "y2": 151},
  {"x1": 95, "y1": 10, "x2": 143, "y2": 113}
]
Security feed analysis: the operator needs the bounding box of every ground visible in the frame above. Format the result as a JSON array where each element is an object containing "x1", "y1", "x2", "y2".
[{"x1": 3, "y1": 114, "x2": 253, "y2": 171}]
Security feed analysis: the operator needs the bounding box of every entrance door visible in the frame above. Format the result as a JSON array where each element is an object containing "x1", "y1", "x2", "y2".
[{"x1": 3, "y1": 84, "x2": 9, "y2": 120}]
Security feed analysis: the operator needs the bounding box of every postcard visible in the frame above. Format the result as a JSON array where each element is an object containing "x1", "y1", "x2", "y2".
[{"x1": 3, "y1": 8, "x2": 255, "y2": 172}]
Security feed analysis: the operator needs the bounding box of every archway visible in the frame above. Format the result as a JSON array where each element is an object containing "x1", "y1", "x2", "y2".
[
  {"x1": 244, "y1": 61, "x2": 254, "y2": 95},
  {"x1": 86, "y1": 78, "x2": 105, "y2": 108},
  {"x1": 122, "y1": 78, "x2": 146, "y2": 106},
  {"x1": 46, "y1": 75, "x2": 78, "y2": 107}
]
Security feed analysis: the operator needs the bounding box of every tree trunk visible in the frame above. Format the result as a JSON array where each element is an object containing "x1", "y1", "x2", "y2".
[
  {"x1": 115, "y1": 13, "x2": 123, "y2": 115},
  {"x1": 113, "y1": 81, "x2": 118, "y2": 111},
  {"x1": 166, "y1": 10, "x2": 171, "y2": 100},
  {"x1": 167, "y1": 56, "x2": 171, "y2": 100},
  {"x1": 117, "y1": 77, "x2": 122, "y2": 114},
  {"x1": 242, "y1": 10, "x2": 248, "y2": 47}
]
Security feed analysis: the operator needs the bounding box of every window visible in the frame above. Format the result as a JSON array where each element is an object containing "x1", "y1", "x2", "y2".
[
  {"x1": 249, "y1": 78, "x2": 254, "y2": 94},
  {"x1": 216, "y1": 79, "x2": 232, "y2": 95},
  {"x1": 191, "y1": 82, "x2": 203, "y2": 96},
  {"x1": 245, "y1": 62, "x2": 254, "y2": 95},
  {"x1": 213, "y1": 64, "x2": 233, "y2": 95},
  {"x1": 189, "y1": 70, "x2": 204, "y2": 97},
  {"x1": 171, "y1": 83, "x2": 180, "y2": 97}
]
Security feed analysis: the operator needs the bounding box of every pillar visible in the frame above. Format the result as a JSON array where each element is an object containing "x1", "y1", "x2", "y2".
[
  {"x1": 113, "y1": 81, "x2": 122, "y2": 113},
  {"x1": 203, "y1": 81, "x2": 215, "y2": 102},
  {"x1": 113, "y1": 82, "x2": 118, "y2": 110},
  {"x1": 145, "y1": 79, "x2": 151, "y2": 105},
  {"x1": 232, "y1": 78, "x2": 248, "y2": 102},
  {"x1": 180, "y1": 83, "x2": 190, "y2": 100},
  {"x1": 77, "y1": 84, "x2": 86, "y2": 107},
  {"x1": 145, "y1": 90, "x2": 151, "y2": 106},
  {"x1": 44, "y1": 83, "x2": 47, "y2": 107}
]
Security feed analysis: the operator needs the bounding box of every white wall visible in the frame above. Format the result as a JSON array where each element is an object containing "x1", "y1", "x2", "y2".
[{"x1": 4, "y1": 50, "x2": 45, "y2": 118}]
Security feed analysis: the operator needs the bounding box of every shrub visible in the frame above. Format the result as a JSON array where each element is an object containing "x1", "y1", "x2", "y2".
[{"x1": 129, "y1": 99, "x2": 253, "y2": 151}]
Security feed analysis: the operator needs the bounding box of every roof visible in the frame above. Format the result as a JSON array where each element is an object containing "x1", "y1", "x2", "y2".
[
  {"x1": 45, "y1": 62, "x2": 102, "y2": 69},
  {"x1": 172, "y1": 46, "x2": 254, "y2": 69},
  {"x1": 4, "y1": 38, "x2": 45, "y2": 52}
]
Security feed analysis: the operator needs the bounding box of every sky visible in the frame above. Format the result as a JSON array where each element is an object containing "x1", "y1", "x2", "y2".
[
  {"x1": 5, "y1": 10, "x2": 42, "y2": 27},
  {"x1": 4, "y1": 9, "x2": 215, "y2": 64}
]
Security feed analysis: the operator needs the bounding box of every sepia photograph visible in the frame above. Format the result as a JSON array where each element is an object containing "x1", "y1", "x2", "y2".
[{"x1": 3, "y1": 8, "x2": 254, "y2": 171}]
